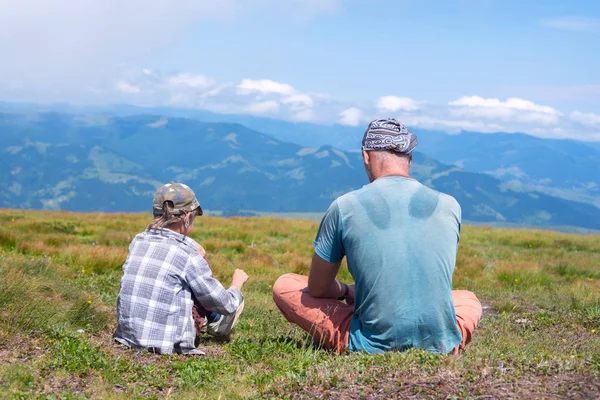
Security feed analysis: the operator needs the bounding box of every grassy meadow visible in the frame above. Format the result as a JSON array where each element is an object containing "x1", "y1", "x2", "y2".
[{"x1": 0, "y1": 209, "x2": 599, "y2": 399}]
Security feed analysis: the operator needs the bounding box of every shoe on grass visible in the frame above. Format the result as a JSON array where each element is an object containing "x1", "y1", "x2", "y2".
[{"x1": 206, "y1": 300, "x2": 245, "y2": 338}]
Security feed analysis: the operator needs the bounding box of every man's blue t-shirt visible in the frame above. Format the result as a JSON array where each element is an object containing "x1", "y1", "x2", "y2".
[{"x1": 313, "y1": 176, "x2": 462, "y2": 354}]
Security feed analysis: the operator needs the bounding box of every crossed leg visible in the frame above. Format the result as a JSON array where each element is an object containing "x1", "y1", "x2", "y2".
[
  {"x1": 272, "y1": 273, "x2": 482, "y2": 354},
  {"x1": 451, "y1": 290, "x2": 482, "y2": 354},
  {"x1": 273, "y1": 273, "x2": 353, "y2": 354}
]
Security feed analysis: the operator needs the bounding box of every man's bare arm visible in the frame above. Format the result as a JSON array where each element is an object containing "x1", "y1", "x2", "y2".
[{"x1": 307, "y1": 253, "x2": 346, "y2": 299}]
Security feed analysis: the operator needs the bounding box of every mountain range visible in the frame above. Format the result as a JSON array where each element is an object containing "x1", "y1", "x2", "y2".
[
  {"x1": 4, "y1": 101, "x2": 597, "y2": 209},
  {"x1": 1, "y1": 109, "x2": 600, "y2": 231}
]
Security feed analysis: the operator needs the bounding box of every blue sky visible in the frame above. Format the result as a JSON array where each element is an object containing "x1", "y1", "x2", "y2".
[
  {"x1": 162, "y1": 0, "x2": 600, "y2": 106},
  {"x1": 0, "y1": 0, "x2": 599, "y2": 140}
]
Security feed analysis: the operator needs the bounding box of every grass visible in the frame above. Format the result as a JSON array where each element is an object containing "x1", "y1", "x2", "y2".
[{"x1": 0, "y1": 209, "x2": 598, "y2": 399}]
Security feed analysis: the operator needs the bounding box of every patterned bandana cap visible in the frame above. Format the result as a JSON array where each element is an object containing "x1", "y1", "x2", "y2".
[
  {"x1": 362, "y1": 118, "x2": 418, "y2": 154},
  {"x1": 152, "y1": 182, "x2": 203, "y2": 217}
]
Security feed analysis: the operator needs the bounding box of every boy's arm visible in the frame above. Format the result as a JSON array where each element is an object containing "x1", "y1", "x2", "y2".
[{"x1": 186, "y1": 254, "x2": 244, "y2": 315}]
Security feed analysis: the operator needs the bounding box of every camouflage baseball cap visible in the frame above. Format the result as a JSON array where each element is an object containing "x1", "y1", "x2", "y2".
[{"x1": 152, "y1": 182, "x2": 203, "y2": 217}]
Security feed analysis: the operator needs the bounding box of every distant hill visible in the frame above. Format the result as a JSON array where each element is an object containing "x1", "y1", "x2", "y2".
[
  {"x1": 414, "y1": 130, "x2": 600, "y2": 208},
  {"x1": 78, "y1": 104, "x2": 600, "y2": 209},
  {"x1": 2, "y1": 111, "x2": 600, "y2": 230},
  {"x1": 0, "y1": 101, "x2": 363, "y2": 149},
  {"x1": 0, "y1": 111, "x2": 369, "y2": 213},
  {"x1": 4, "y1": 102, "x2": 599, "y2": 209}
]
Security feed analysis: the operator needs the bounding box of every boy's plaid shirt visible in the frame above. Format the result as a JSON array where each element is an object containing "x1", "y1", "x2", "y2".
[{"x1": 113, "y1": 228, "x2": 242, "y2": 354}]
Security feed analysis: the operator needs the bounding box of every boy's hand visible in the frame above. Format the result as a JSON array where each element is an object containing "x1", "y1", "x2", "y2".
[
  {"x1": 197, "y1": 244, "x2": 207, "y2": 259},
  {"x1": 232, "y1": 269, "x2": 249, "y2": 290},
  {"x1": 345, "y1": 284, "x2": 355, "y2": 305}
]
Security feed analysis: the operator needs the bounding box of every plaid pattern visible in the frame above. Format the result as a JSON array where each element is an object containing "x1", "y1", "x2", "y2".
[{"x1": 114, "y1": 228, "x2": 242, "y2": 354}]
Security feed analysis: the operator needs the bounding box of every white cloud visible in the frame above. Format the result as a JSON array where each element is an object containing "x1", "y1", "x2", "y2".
[
  {"x1": 202, "y1": 84, "x2": 233, "y2": 98},
  {"x1": 108, "y1": 71, "x2": 600, "y2": 141},
  {"x1": 168, "y1": 93, "x2": 193, "y2": 106},
  {"x1": 291, "y1": 109, "x2": 317, "y2": 122},
  {"x1": 234, "y1": 78, "x2": 319, "y2": 118},
  {"x1": 403, "y1": 115, "x2": 506, "y2": 134},
  {"x1": 116, "y1": 81, "x2": 141, "y2": 94},
  {"x1": 282, "y1": 94, "x2": 314, "y2": 108},
  {"x1": 449, "y1": 107, "x2": 559, "y2": 125},
  {"x1": 114, "y1": 69, "x2": 328, "y2": 120},
  {"x1": 243, "y1": 100, "x2": 280, "y2": 114},
  {"x1": 237, "y1": 79, "x2": 295, "y2": 95},
  {"x1": 166, "y1": 73, "x2": 215, "y2": 88},
  {"x1": 540, "y1": 17, "x2": 600, "y2": 33},
  {"x1": 449, "y1": 96, "x2": 559, "y2": 115},
  {"x1": 436, "y1": 119, "x2": 505, "y2": 133},
  {"x1": 448, "y1": 96, "x2": 561, "y2": 126},
  {"x1": 338, "y1": 107, "x2": 363, "y2": 126},
  {"x1": 570, "y1": 111, "x2": 600, "y2": 128},
  {"x1": 376, "y1": 96, "x2": 420, "y2": 112}
]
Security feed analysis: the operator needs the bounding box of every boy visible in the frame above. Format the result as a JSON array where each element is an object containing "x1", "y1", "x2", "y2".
[{"x1": 114, "y1": 182, "x2": 248, "y2": 354}]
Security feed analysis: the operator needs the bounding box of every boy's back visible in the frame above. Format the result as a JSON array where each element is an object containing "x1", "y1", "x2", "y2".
[{"x1": 115, "y1": 229, "x2": 202, "y2": 354}]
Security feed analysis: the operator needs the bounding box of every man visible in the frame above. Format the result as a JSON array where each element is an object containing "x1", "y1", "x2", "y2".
[
  {"x1": 273, "y1": 119, "x2": 482, "y2": 354},
  {"x1": 114, "y1": 182, "x2": 249, "y2": 355}
]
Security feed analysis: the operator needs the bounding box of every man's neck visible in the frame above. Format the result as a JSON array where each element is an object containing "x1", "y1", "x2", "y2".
[
  {"x1": 375, "y1": 167, "x2": 411, "y2": 180},
  {"x1": 380, "y1": 172, "x2": 411, "y2": 178}
]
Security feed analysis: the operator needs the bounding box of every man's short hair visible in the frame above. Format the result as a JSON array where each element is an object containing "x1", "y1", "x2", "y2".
[{"x1": 380, "y1": 149, "x2": 413, "y2": 162}]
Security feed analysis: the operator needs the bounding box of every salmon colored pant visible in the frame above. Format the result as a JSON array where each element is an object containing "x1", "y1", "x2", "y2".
[{"x1": 272, "y1": 273, "x2": 482, "y2": 354}]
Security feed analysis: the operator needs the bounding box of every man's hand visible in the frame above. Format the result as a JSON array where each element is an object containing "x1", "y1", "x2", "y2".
[
  {"x1": 231, "y1": 269, "x2": 249, "y2": 291},
  {"x1": 197, "y1": 243, "x2": 207, "y2": 259}
]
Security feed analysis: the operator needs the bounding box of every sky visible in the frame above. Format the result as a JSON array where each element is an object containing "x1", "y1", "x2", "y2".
[{"x1": 1, "y1": 0, "x2": 599, "y2": 141}]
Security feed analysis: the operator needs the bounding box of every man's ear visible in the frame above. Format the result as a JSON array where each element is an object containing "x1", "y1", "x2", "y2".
[{"x1": 362, "y1": 150, "x2": 370, "y2": 166}]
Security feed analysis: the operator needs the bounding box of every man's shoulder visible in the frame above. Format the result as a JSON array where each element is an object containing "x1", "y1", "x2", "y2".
[
  {"x1": 415, "y1": 184, "x2": 461, "y2": 216},
  {"x1": 335, "y1": 182, "x2": 373, "y2": 205},
  {"x1": 435, "y1": 190, "x2": 461, "y2": 211},
  {"x1": 334, "y1": 179, "x2": 460, "y2": 214},
  {"x1": 334, "y1": 179, "x2": 410, "y2": 212},
  {"x1": 336, "y1": 177, "x2": 421, "y2": 202},
  {"x1": 413, "y1": 183, "x2": 459, "y2": 205}
]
